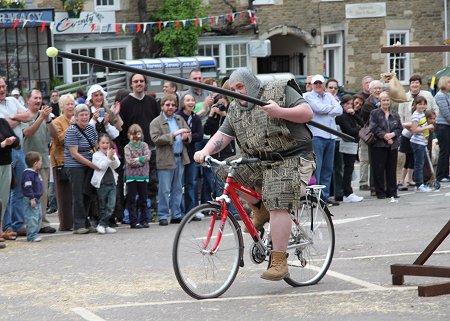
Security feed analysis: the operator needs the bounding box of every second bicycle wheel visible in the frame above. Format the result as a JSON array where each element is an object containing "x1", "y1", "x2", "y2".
[
  {"x1": 172, "y1": 203, "x2": 243, "y2": 299},
  {"x1": 284, "y1": 196, "x2": 335, "y2": 287}
]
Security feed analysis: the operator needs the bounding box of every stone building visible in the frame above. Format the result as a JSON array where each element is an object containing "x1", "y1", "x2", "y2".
[{"x1": 1, "y1": 0, "x2": 447, "y2": 93}]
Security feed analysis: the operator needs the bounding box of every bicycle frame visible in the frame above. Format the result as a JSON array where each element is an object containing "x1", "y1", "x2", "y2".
[{"x1": 203, "y1": 172, "x2": 266, "y2": 256}]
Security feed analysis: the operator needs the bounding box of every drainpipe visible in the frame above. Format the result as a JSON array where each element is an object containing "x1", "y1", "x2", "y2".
[{"x1": 445, "y1": 0, "x2": 448, "y2": 66}]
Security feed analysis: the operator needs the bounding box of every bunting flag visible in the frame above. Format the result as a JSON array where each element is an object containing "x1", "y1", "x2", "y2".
[{"x1": 0, "y1": 10, "x2": 256, "y2": 33}]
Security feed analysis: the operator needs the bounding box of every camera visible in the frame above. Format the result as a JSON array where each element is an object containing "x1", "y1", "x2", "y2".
[{"x1": 216, "y1": 103, "x2": 226, "y2": 111}]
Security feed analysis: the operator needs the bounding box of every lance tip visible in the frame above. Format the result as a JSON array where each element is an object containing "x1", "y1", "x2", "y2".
[{"x1": 46, "y1": 47, "x2": 59, "y2": 58}]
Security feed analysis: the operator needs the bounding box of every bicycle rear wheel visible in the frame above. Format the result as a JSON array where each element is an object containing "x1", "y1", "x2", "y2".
[
  {"x1": 172, "y1": 203, "x2": 243, "y2": 299},
  {"x1": 284, "y1": 196, "x2": 335, "y2": 286}
]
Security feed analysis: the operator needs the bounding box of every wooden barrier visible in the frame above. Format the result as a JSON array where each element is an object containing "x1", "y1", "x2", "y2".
[{"x1": 390, "y1": 220, "x2": 450, "y2": 297}]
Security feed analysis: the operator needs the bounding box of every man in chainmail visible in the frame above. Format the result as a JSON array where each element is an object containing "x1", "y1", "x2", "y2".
[{"x1": 194, "y1": 68, "x2": 316, "y2": 281}]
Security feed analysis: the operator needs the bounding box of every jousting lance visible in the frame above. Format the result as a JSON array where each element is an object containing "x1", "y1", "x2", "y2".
[{"x1": 46, "y1": 47, "x2": 354, "y2": 142}]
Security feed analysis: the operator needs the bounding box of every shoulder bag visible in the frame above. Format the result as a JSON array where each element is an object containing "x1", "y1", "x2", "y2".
[{"x1": 358, "y1": 125, "x2": 375, "y2": 145}]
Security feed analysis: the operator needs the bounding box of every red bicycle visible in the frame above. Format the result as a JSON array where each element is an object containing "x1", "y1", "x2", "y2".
[{"x1": 172, "y1": 156, "x2": 335, "y2": 299}]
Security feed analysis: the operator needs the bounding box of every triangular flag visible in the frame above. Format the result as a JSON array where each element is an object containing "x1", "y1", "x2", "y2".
[
  {"x1": 149, "y1": 23, "x2": 153, "y2": 33},
  {"x1": 91, "y1": 23, "x2": 96, "y2": 32},
  {"x1": 163, "y1": 21, "x2": 169, "y2": 28},
  {"x1": 247, "y1": 10, "x2": 253, "y2": 17},
  {"x1": 241, "y1": 11, "x2": 246, "y2": 19},
  {"x1": 210, "y1": 16, "x2": 215, "y2": 25},
  {"x1": 175, "y1": 21, "x2": 179, "y2": 30},
  {"x1": 181, "y1": 20, "x2": 186, "y2": 27},
  {"x1": 136, "y1": 23, "x2": 141, "y2": 33},
  {"x1": 40, "y1": 22, "x2": 46, "y2": 32},
  {"x1": 130, "y1": 24, "x2": 135, "y2": 33},
  {"x1": 186, "y1": 20, "x2": 190, "y2": 28},
  {"x1": 106, "y1": 24, "x2": 111, "y2": 33},
  {"x1": 143, "y1": 23, "x2": 147, "y2": 33},
  {"x1": 250, "y1": 17, "x2": 256, "y2": 24},
  {"x1": 13, "y1": 19, "x2": 19, "y2": 29},
  {"x1": 122, "y1": 24, "x2": 126, "y2": 32},
  {"x1": 115, "y1": 23, "x2": 119, "y2": 33},
  {"x1": 22, "y1": 20, "x2": 28, "y2": 29},
  {"x1": 227, "y1": 14, "x2": 233, "y2": 22},
  {"x1": 158, "y1": 20, "x2": 162, "y2": 31},
  {"x1": 49, "y1": 22, "x2": 55, "y2": 31},
  {"x1": 199, "y1": 18, "x2": 203, "y2": 27},
  {"x1": 194, "y1": 18, "x2": 198, "y2": 27}
]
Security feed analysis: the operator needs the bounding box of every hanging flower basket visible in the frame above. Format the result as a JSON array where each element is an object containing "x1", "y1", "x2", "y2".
[
  {"x1": 62, "y1": 0, "x2": 85, "y2": 18},
  {"x1": 0, "y1": 0, "x2": 26, "y2": 8}
]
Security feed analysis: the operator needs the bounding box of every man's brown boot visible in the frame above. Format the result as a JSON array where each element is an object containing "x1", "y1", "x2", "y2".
[
  {"x1": 261, "y1": 251, "x2": 289, "y2": 281},
  {"x1": 248, "y1": 203, "x2": 270, "y2": 231}
]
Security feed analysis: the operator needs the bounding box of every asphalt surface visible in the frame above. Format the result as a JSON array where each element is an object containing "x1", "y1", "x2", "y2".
[{"x1": 1, "y1": 183, "x2": 449, "y2": 321}]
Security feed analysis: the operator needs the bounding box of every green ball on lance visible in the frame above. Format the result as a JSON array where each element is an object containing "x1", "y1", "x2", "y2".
[{"x1": 46, "y1": 47, "x2": 59, "y2": 58}]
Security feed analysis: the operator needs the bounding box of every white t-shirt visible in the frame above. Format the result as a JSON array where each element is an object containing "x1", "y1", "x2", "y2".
[{"x1": 0, "y1": 97, "x2": 27, "y2": 143}]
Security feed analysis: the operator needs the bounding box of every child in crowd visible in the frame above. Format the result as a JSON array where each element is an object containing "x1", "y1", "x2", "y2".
[
  {"x1": 21, "y1": 151, "x2": 44, "y2": 242},
  {"x1": 410, "y1": 96, "x2": 435, "y2": 192},
  {"x1": 124, "y1": 124, "x2": 151, "y2": 229},
  {"x1": 91, "y1": 133, "x2": 121, "y2": 234}
]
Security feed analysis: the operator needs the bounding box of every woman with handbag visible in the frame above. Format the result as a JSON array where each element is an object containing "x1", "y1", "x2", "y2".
[
  {"x1": 50, "y1": 94, "x2": 75, "y2": 231},
  {"x1": 64, "y1": 104, "x2": 98, "y2": 234},
  {"x1": 369, "y1": 92, "x2": 403, "y2": 199},
  {"x1": 336, "y1": 95, "x2": 364, "y2": 203}
]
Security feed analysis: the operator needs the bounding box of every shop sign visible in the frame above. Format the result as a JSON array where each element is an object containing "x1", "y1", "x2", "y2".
[{"x1": 54, "y1": 11, "x2": 116, "y2": 34}]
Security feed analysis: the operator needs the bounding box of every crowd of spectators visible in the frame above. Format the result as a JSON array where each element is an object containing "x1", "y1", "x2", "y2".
[{"x1": 0, "y1": 68, "x2": 447, "y2": 249}]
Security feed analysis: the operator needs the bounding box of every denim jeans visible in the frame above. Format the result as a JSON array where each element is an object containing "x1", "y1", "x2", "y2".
[
  {"x1": 411, "y1": 142, "x2": 426, "y2": 187},
  {"x1": 331, "y1": 141, "x2": 344, "y2": 199},
  {"x1": 435, "y1": 124, "x2": 450, "y2": 180},
  {"x1": 97, "y1": 183, "x2": 117, "y2": 227},
  {"x1": 312, "y1": 137, "x2": 335, "y2": 201},
  {"x1": 157, "y1": 156, "x2": 184, "y2": 221},
  {"x1": 23, "y1": 198, "x2": 42, "y2": 241},
  {"x1": 196, "y1": 139, "x2": 215, "y2": 203},
  {"x1": 183, "y1": 161, "x2": 198, "y2": 214},
  {"x1": 126, "y1": 181, "x2": 148, "y2": 226},
  {"x1": 3, "y1": 148, "x2": 26, "y2": 232},
  {"x1": 214, "y1": 173, "x2": 238, "y2": 217}
]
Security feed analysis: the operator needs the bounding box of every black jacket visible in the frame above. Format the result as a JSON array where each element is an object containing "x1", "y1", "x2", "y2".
[
  {"x1": 204, "y1": 115, "x2": 236, "y2": 160},
  {"x1": 0, "y1": 118, "x2": 20, "y2": 165},
  {"x1": 369, "y1": 108, "x2": 402, "y2": 149}
]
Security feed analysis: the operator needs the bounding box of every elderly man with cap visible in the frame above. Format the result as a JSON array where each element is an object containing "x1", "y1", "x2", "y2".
[
  {"x1": 304, "y1": 74, "x2": 343, "y2": 206},
  {"x1": 194, "y1": 68, "x2": 316, "y2": 281}
]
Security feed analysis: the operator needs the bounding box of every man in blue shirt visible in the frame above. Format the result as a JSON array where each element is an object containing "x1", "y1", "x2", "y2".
[{"x1": 304, "y1": 74, "x2": 343, "y2": 206}]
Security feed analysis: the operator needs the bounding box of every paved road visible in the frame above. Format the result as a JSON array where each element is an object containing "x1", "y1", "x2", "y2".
[{"x1": 1, "y1": 184, "x2": 449, "y2": 321}]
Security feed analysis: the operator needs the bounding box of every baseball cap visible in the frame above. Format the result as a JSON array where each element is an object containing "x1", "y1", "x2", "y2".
[
  {"x1": 11, "y1": 88, "x2": 20, "y2": 96},
  {"x1": 311, "y1": 74, "x2": 325, "y2": 84}
]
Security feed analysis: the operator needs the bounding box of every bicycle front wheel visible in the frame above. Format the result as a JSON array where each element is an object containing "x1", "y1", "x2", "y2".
[
  {"x1": 284, "y1": 196, "x2": 335, "y2": 287},
  {"x1": 172, "y1": 203, "x2": 243, "y2": 299}
]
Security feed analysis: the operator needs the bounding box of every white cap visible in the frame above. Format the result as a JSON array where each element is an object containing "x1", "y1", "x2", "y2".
[
  {"x1": 311, "y1": 74, "x2": 325, "y2": 84},
  {"x1": 86, "y1": 84, "x2": 108, "y2": 103},
  {"x1": 11, "y1": 88, "x2": 20, "y2": 96}
]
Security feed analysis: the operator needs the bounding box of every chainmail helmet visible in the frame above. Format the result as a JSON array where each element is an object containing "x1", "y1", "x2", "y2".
[{"x1": 229, "y1": 68, "x2": 262, "y2": 110}]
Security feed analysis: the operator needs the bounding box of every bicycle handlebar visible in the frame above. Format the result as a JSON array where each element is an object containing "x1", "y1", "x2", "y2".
[{"x1": 204, "y1": 156, "x2": 260, "y2": 167}]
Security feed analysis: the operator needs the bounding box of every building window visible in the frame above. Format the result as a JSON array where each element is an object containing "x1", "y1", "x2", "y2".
[
  {"x1": 103, "y1": 47, "x2": 126, "y2": 61},
  {"x1": 199, "y1": 39, "x2": 250, "y2": 75},
  {"x1": 95, "y1": 0, "x2": 120, "y2": 11},
  {"x1": 323, "y1": 31, "x2": 343, "y2": 84},
  {"x1": 71, "y1": 48, "x2": 96, "y2": 82},
  {"x1": 387, "y1": 30, "x2": 410, "y2": 84},
  {"x1": 198, "y1": 44, "x2": 219, "y2": 66},
  {"x1": 225, "y1": 43, "x2": 247, "y2": 72}
]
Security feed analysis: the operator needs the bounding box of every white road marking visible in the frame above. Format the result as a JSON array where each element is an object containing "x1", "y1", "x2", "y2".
[
  {"x1": 72, "y1": 307, "x2": 106, "y2": 321},
  {"x1": 321, "y1": 268, "x2": 385, "y2": 290},
  {"x1": 332, "y1": 215, "x2": 380, "y2": 225},
  {"x1": 334, "y1": 250, "x2": 450, "y2": 261},
  {"x1": 84, "y1": 286, "x2": 416, "y2": 311}
]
